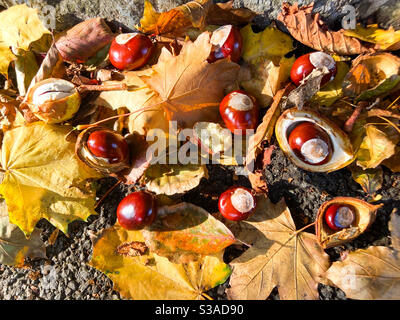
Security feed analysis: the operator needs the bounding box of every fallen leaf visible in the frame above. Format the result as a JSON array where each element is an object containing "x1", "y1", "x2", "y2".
[
  {"x1": 89, "y1": 225, "x2": 231, "y2": 300},
  {"x1": 139, "y1": 0, "x2": 213, "y2": 36},
  {"x1": 94, "y1": 71, "x2": 169, "y2": 136},
  {"x1": 141, "y1": 164, "x2": 208, "y2": 196},
  {"x1": 283, "y1": 68, "x2": 330, "y2": 110},
  {"x1": 26, "y1": 43, "x2": 65, "y2": 93},
  {"x1": 382, "y1": 147, "x2": 400, "y2": 172},
  {"x1": 246, "y1": 84, "x2": 293, "y2": 170},
  {"x1": 205, "y1": 1, "x2": 256, "y2": 26},
  {"x1": 326, "y1": 211, "x2": 400, "y2": 300},
  {"x1": 0, "y1": 4, "x2": 50, "y2": 51},
  {"x1": 344, "y1": 24, "x2": 400, "y2": 51},
  {"x1": 0, "y1": 199, "x2": 46, "y2": 266},
  {"x1": 140, "y1": 32, "x2": 239, "y2": 127},
  {"x1": 350, "y1": 165, "x2": 383, "y2": 194},
  {"x1": 55, "y1": 18, "x2": 115, "y2": 63},
  {"x1": 343, "y1": 53, "x2": 400, "y2": 101},
  {"x1": 277, "y1": 3, "x2": 373, "y2": 56},
  {"x1": 142, "y1": 202, "x2": 235, "y2": 263},
  {"x1": 240, "y1": 24, "x2": 294, "y2": 62},
  {"x1": 13, "y1": 49, "x2": 39, "y2": 96},
  {"x1": 389, "y1": 209, "x2": 400, "y2": 251},
  {"x1": 311, "y1": 61, "x2": 350, "y2": 107},
  {"x1": 227, "y1": 197, "x2": 330, "y2": 300},
  {"x1": 239, "y1": 24, "x2": 294, "y2": 107},
  {"x1": 0, "y1": 122, "x2": 102, "y2": 236},
  {"x1": 356, "y1": 125, "x2": 398, "y2": 169},
  {"x1": 0, "y1": 42, "x2": 15, "y2": 77}
]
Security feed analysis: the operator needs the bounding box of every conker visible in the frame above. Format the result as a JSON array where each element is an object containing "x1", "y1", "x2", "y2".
[
  {"x1": 219, "y1": 90, "x2": 259, "y2": 135},
  {"x1": 218, "y1": 187, "x2": 256, "y2": 221},
  {"x1": 87, "y1": 129, "x2": 129, "y2": 164},
  {"x1": 325, "y1": 204, "x2": 355, "y2": 231},
  {"x1": 109, "y1": 33, "x2": 153, "y2": 71},
  {"x1": 208, "y1": 25, "x2": 243, "y2": 63},
  {"x1": 117, "y1": 191, "x2": 158, "y2": 230},
  {"x1": 288, "y1": 122, "x2": 332, "y2": 166},
  {"x1": 290, "y1": 52, "x2": 337, "y2": 86}
]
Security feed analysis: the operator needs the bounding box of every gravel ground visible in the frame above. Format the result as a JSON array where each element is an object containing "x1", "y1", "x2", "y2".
[{"x1": 0, "y1": 141, "x2": 398, "y2": 300}]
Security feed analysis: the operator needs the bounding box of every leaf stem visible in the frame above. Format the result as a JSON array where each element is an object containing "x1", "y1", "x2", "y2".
[
  {"x1": 201, "y1": 293, "x2": 214, "y2": 300},
  {"x1": 95, "y1": 179, "x2": 123, "y2": 210},
  {"x1": 295, "y1": 221, "x2": 316, "y2": 234}
]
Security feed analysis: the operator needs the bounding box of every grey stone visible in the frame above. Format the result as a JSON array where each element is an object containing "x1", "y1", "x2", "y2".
[{"x1": 1, "y1": 0, "x2": 399, "y2": 32}]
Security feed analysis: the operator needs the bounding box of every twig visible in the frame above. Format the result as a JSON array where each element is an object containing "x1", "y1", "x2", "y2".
[
  {"x1": 95, "y1": 179, "x2": 123, "y2": 210},
  {"x1": 344, "y1": 102, "x2": 367, "y2": 133},
  {"x1": 77, "y1": 83, "x2": 127, "y2": 93}
]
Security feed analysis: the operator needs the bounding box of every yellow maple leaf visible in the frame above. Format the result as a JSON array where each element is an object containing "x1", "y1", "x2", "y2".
[
  {"x1": 140, "y1": 32, "x2": 240, "y2": 127},
  {"x1": 89, "y1": 224, "x2": 231, "y2": 300},
  {"x1": 0, "y1": 122, "x2": 102, "y2": 236},
  {"x1": 0, "y1": 4, "x2": 50, "y2": 51}
]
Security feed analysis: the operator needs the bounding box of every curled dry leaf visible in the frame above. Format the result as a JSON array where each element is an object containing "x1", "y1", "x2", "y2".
[
  {"x1": 139, "y1": 0, "x2": 255, "y2": 37},
  {"x1": 0, "y1": 199, "x2": 46, "y2": 267},
  {"x1": 25, "y1": 43, "x2": 66, "y2": 95},
  {"x1": 277, "y1": 3, "x2": 373, "y2": 56},
  {"x1": 326, "y1": 211, "x2": 400, "y2": 300},
  {"x1": 389, "y1": 209, "x2": 400, "y2": 251},
  {"x1": 246, "y1": 84, "x2": 293, "y2": 172},
  {"x1": 316, "y1": 197, "x2": 383, "y2": 249},
  {"x1": 139, "y1": 0, "x2": 213, "y2": 36},
  {"x1": 227, "y1": 197, "x2": 330, "y2": 300},
  {"x1": 343, "y1": 53, "x2": 400, "y2": 101},
  {"x1": 350, "y1": 165, "x2": 383, "y2": 195},
  {"x1": 116, "y1": 241, "x2": 148, "y2": 257},
  {"x1": 0, "y1": 92, "x2": 19, "y2": 130},
  {"x1": 55, "y1": 18, "x2": 115, "y2": 63},
  {"x1": 142, "y1": 202, "x2": 235, "y2": 263},
  {"x1": 356, "y1": 124, "x2": 399, "y2": 169},
  {"x1": 89, "y1": 225, "x2": 231, "y2": 300},
  {"x1": 141, "y1": 164, "x2": 208, "y2": 196},
  {"x1": 140, "y1": 32, "x2": 240, "y2": 127},
  {"x1": 283, "y1": 68, "x2": 330, "y2": 110},
  {"x1": 344, "y1": 24, "x2": 400, "y2": 51},
  {"x1": 0, "y1": 123, "x2": 102, "y2": 236}
]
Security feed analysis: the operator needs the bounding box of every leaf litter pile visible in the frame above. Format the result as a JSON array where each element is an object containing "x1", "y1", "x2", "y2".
[{"x1": 0, "y1": 1, "x2": 400, "y2": 300}]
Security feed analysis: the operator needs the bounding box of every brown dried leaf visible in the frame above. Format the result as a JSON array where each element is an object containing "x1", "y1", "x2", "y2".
[
  {"x1": 139, "y1": 0, "x2": 213, "y2": 36},
  {"x1": 116, "y1": 241, "x2": 148, "y2": 257},
  {"x1": 140, "y1": 32, "x2": 240, "y2": 127},
  {"x1": 227, "y1": 197, "x2": 330, "y2": 300},
  {"x1": 206, "y1": 1, "x2": 256, "y2": 26},
  {"x1": 246, "y1": 84, "x2": 293, "y2": 170},
  {"x1": 55, "y1": 18, "x2": 115, "y2": 63},
  {"x1": 326, "y1": 211, "x2": 400, "y2": 300},
  {"x1": 277, "y1": 3, "x2": 373, "y2": 56},
  {"x1": 343, "y1": 53, "x2": 400, "y2": 100}
]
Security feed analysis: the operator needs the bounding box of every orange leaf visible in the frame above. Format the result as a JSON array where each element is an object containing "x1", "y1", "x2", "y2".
[{"x1": 140, "y1": 32, "x2": 239, "y2": 127}]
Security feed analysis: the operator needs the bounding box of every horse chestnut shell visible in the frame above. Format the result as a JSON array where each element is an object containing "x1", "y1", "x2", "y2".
[
  {"x1": 109, "y1": 33, "x2": 153, "y2": 71},
  {"x1": 208, "y1": 25, "x2": 243, "y2": 63},
  {"x1": 219, "y1": 90, "x2": 259, "y2": 135},
  {"x1": 324, "y1": 204, "x2": 355, "y2": 231},
  {"x1": 117, "y1": 191, "x2": 158, "y2": 230},
  {"x1": 218, "y1": 187, "x2": 256, "y2": 221},
  {"x1": 290, "y1": 52, "x2": 337, "y2": 86},
  {"x1": 288, "y1": 122, "x2": 332, "y2": 166}
]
